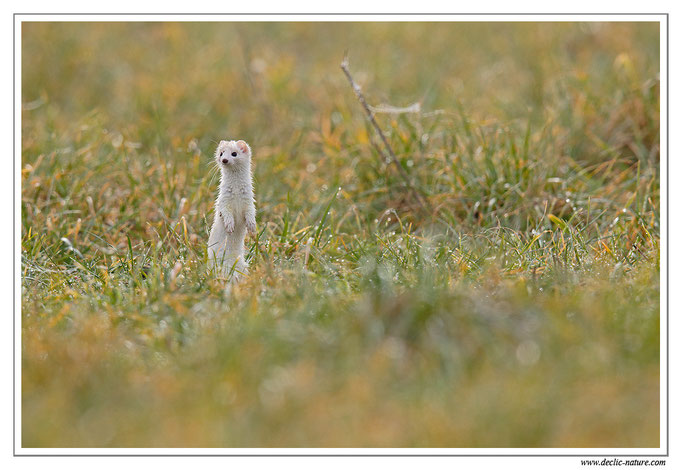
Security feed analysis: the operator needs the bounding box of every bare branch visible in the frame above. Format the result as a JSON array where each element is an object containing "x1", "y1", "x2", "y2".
[
  {"x1": 340, "y1": 56, "x2": 433, "y2": 215},
  {"x1": 369, "y1": 102, "x2": 421, "y2": 114}
]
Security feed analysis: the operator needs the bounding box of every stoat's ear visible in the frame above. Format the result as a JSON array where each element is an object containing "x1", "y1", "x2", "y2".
[{"x1": 236, "y1": 140, "x2": 250, "y2": 154}]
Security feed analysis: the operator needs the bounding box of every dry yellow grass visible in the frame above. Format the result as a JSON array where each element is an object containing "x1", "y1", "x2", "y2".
[{"x1": 22, "y1": 21, "x2": 660, "y2": 448}]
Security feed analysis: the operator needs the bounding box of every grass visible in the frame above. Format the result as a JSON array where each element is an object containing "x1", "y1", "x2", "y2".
[{"x1": 21, "y1": 21, "x2": 660, "y2": 448}]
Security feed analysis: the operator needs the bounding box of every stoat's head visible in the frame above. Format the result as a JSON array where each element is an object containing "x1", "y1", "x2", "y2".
[{"x1": 215, "y1": 140, "x2": 251, "y2": 170}]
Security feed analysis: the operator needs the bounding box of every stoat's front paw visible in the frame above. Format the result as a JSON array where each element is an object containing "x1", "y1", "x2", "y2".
[
  {"x1": 222, "y1": 212, "x2": 235, "y2": 233},
  {"x1": 245, "y1": 216, "x2": 257, "y2": 235}
]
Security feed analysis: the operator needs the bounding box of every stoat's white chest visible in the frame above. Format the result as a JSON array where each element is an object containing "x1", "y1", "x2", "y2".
[{"x1": 216, "y1": 168, "x2": 254, "y2": 213}]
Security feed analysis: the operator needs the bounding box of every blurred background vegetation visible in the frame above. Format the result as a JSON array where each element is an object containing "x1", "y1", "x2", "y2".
[{"x1": 21, "y1": 21, "x2": 660, "y2": 447}]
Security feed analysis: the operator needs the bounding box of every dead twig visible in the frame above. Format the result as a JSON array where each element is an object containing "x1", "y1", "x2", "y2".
[{"x1": 340, "y1": 55, "x2": 433, "y2": 216}]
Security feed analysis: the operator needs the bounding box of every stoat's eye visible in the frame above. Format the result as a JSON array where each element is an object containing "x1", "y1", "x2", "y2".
[
  {"x1": 220, "y1": 151, "x2": 224, "y2": 156},
  {"x1": 231, "y1": 151, "x2": 237, "y2": 157}
]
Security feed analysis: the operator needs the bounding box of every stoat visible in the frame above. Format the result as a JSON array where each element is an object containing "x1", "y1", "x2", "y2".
[{"x1": 207, "y1": 139, "x2": 256, "y2": 282}]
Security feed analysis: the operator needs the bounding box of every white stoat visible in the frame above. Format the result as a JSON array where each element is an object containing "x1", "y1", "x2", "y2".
[{"x1": 207, "y1": 139, "x2": 256, "y2": 282}]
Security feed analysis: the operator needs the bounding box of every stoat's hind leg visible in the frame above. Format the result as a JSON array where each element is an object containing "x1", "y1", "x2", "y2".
[
  {"x1": 207, "y1": 241, "x2": 229, "y2": 277},
  {"x1": 226, "y1": 256, "x2": 248, "y2": 283},
  {"x1": 222, "y1": 257, "x2": 248, "y2": 297}
]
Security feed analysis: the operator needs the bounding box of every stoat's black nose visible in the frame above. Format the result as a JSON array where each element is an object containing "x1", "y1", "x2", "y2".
[{"x1": 222, "y1": 158, "x2": 228, "y2": 164}]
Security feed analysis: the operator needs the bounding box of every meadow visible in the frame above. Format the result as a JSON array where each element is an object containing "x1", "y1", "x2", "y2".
[{"x1": 21, "y1": 21, "x2": 660, "y2": 447}]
